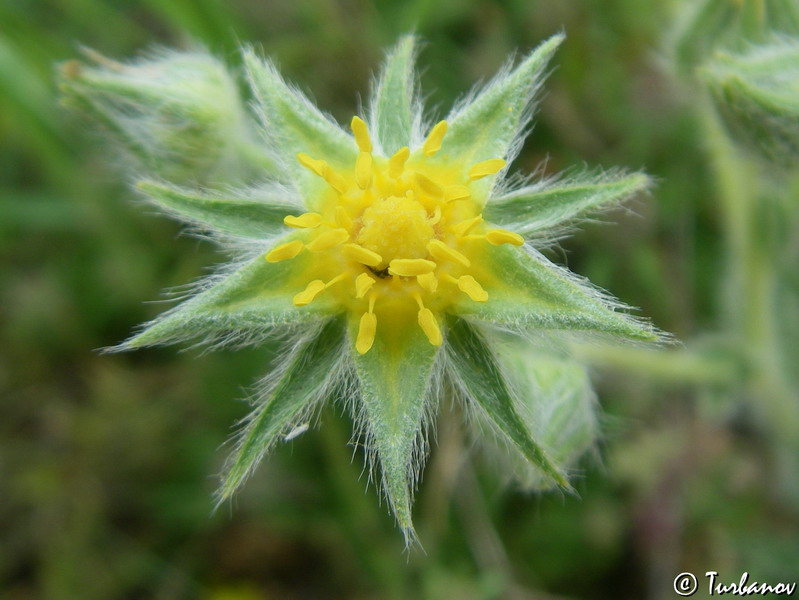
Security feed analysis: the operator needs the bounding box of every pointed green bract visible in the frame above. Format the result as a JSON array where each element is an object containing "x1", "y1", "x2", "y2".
[
  {"x1": 218, "y1": 316, "x2": 345, "y2": 502},
  {"x1": 457, "y1": 245, "x2": 658, "y2": 341},
  {"x1": 244, "y1": 48, "x2": 357, "y2": 201},
  {"x1": 369, "y1": 35, "x2": 418, "y2": 155},
  {"x1": 137, "y1": 180, "x2": 301, "y2": 238},
  {"x1": 119, "y1": 248, "x2": 337, "y2": 349},
  {"x1": 446, "y1": 316, "x2": 569, "y2": 488},
  {"x1": 348, "y1": 311, "x2": 440, "y2": 541},
  {"x1": 485, "y1": 172, "x2": 651, "y2": 236},
  {"x1": 435, "y1": 34, "x2": 563, "y2": 170}
]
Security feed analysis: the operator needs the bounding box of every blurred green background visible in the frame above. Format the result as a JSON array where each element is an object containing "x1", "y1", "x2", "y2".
[{"x1": 2, "y1": 0, "x2": 797, "y2": 599}]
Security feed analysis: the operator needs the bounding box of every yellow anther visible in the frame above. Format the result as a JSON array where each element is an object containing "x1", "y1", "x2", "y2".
[
  {"x1": 485, "y1": 228, "x2": 524, "y2": 246},
  {"x1": 342, "y1": 243, "x2": 382, "y2": 267},
  {"x1": 468, "y1": 158, "x2": 507, "y2": 180},
  {"x1": 355, "y1": 272, "x2": 376, "y2": 298},
  {"x1": 265, "y1": 240, "x2": 304, "y2": 263},
  {"x1": 293, "y1": 280, "x2": 326, "y2": 306},
  {"x1": 457, "y1": 275, "x2": 488, "y2": 302},
  {"x1": 444, "y1": 185, "x2": 471, "y2": 202},
  {"x1": 388, "y1": 258, "x2": 437, "y2": 277},
  {"x1": 350, "y1": 116, "x2": 372, "y2": 153},
  {"x1": 296, "y1": 153, "x2": 327, "y2": 177},
  {"x1": 429, "y1": 205, "x2": 442, "y2": 225},
  {"x1": 452, "y1": 214, "x2": 483, "y2": 236},
  {"x1": 356, "y1": 312, "x2": 377, "y2": 354},
  {"x1": 388, "y1": 146, "x2": 410, "y2": 178},
  {"x1": 335, "y1": 205, "x2": 353, "y2": 230},
  {"x1": 415, "y1": 173, "x2": 443, "y2": 198},
  {"x1": 323, "y1": 168, "x2": 348, "y2": 194},
  {"x1": 423, "y1": 121, "x2": 448, "y2": 156},
  {"x1": 306, "y1": 228, "x2": 349, "y2": 252},
  {"x1": 418, "y1": 308, "x2": 443, "y2": 346},
  {"x1": 355, "y1": 152, "x2": 372, "y2": 189},
  {"x1": 427, "y1": 239, "x2": 471, "y2": 267},
  {"x1": 417, "y1": 272, "x2": 438, "y2": 293},
  {"x1": 283, "y1": 212, "x2": 323, "y2": 229}
]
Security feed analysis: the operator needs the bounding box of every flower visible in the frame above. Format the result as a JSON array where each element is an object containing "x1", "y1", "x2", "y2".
[{"x1": 64, "y1": 34, "x2": 661, "y2": 542}]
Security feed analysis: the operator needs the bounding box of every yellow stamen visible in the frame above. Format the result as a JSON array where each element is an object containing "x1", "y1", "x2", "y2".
[
  {"x1": 388, "y1": 147, "x2": 410, "y2": 178},
  {"x1": 468, "y1": 158, "x2": 506, "y2": 180},
  {"x1": 265, "y1": 240, "x2": 304, "y2": 263},
  {"x1": 336, "y1": 205, "x2": 353, "y2": 230},
  {"x1": 356, "y1": 311, "x2": 377, "y2": 354},
  {"x1": 355, "y1": 152, "x2": 372, "y2": 189},
  {"x1": 423, "y1": 120, "x2": 448, "y2": 156},
  {"x1": 306, "y1": 228, "x2": 349, "y2": 251},
  {"x1": 342, "y1": 243, "x2": 382, "y2": 267},
  {"x1": 351, "y1": 116, "x2": 372, "y2": 153},
  {"x1": 293, "y1": 280, "x2": 326, "y2": 306},
  {"x1": 388, "y1": 258, "x2": 437, "y2": 277},
  {"x1": 429, "y1": 205, "x2": 442, "y2": 225},
  {"x1": 452, "y1": 214, "x2": 483, "y2": 236},
  {"x1": 355, "y1": 272, "x2": 376, "y2": 298},
  {"x1": 457, "y1": 275, "x2": 488, "y2": 302},
  {"x1": 417, "y1": 272, "x2": 438, "y2": 293},
  {"x1": 427, "y1": 239, "x2": 470, "y2": 267},
  {"x1": 284, "y1": 212, "x2": 323, "y2": 229},
  {"x1": 418, "y1": 308, "x2": 443, "y2": 346},
  {"x1": 444, "y1": 185, "x2": 471, "y2": 202},
  {"x1": 325, "y1": 272, "x2": 348, "y2": 288},
  {"x1": 323, "y1": 168, "x2": 348, "y2": 194},
  {"x1": 485, "y1": 228, "x2": 524, "y2": 246},
  {"x1": 415, "y1": 173, "x2": 443, "y2": 198},
  {"x1": 296, "y1": 153, "x2": 327, "y2": 177}
]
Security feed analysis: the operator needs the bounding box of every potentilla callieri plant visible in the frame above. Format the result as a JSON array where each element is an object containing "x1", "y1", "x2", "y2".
[{"x1": 61, "y1": 34, "x2": 661, "y2": 541}]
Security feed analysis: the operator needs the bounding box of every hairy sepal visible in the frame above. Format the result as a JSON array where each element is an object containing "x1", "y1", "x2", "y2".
[
  {"x1": 485, "y1": 171, "x2": 651, "y2": 236},
  {"x1": 218, "y1": 316, "x2": 346, "y2": 502},
  {"x1": 445, "y1": 316, "x2": 570, "y2": 489},
  {"x1": 348, "y1": 311, "x2": 440, "y2": 543}
]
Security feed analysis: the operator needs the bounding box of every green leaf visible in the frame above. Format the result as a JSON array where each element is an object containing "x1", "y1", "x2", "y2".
[
  {"x1": 435, "y1": 34, "x2": 563, "y2": 169},
  {"x1": 456, "y1": 245, "x2": 659, "y2": 342},
  {"x1": 117, "y1": 246, "x2": 336, "y2": 349},
  {"x1": 136, "y1": 180, "x2": 300, "y2": 238},
  {"x1": 243, "y1": 48, "x2": 357, "y2": 199},
  {"x1": 484, "y1": 171, "x2": 651, "y2": 236},
  {"x1": 446, "y1": 316, "x2": 570, "y2": 488},
  {"x1": 218, "y1": 316, "x2": 345, "y2": 501},
  {"x1": 348, "y1": 309, "x2": 440, "y2": 541},
  {"x1": 369, "y1": 35, "x2": 418, "y2": 155}
]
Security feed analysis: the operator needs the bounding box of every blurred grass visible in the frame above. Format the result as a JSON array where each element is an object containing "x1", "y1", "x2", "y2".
[{"x1": 2, "y1": 1, "x2": 798, "y2": 599}]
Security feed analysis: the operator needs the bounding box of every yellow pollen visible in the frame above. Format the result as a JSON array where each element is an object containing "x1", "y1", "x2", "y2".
[
  {"x1": 356, "y1": 311, "x2": 377, "y2": 354},
  {"x1": 350, "y1": 116, "x2": 372, "y2": 153},
  {"x1": 293, "y1": 280, "x2": 326, "y2": 306},
  {"x1": 355, "y1": 272, "x2": 376, "y2": 298},
  {"x1": 284, "y1": 212, "x2": 323, "y2": 229},
  {"x1": 265, "y1": 240, "x2": 304, "y2": 262},
  {"x1": 468, "y1": 158, "x2": 506, "y2": 180},
  {"x1": 417, "y1": 272, "x2": 438, "y2": 293},
  {"x1": 342, "y1": 243, "x2": 382, "y2": 267},
  {"x1": 388, "y1": 146, "x2": 410, "y2": 178},
  {"x1": 296, "y1": 153, "x2": 327, "y2": 177},
  {"x1": 485, "y1": 228, "x2": 524, "y2": 246},
  {"x1": 423, "y1": 121, "x2": 448, "y2": 156},
  {"x1": 355, "y1": 152, "x2": 372, "y2": 189},
  {"x1": 457, "y1": 275, "x2": 489, "y2": 302},
  {"x1": 307, "y1": 228, "x2": 349, "y2": 252},
  {"x1": 418, "y1": 308, "x2": 443, "y2": 346},
  {"x1": 444, "y1": 185, "x2": 471, "y2": 202},
  {"x1": 427, "y1": 239, "x2": 471, "y2": 268},
  {"x1": 415, "y1": 173, "x2": 443, "y2": 198},
  {"x1": 357, "y1": 195, "x2": 433, "y2": 264},
  {"x1": 452, "y1": 214, "x2": 483, "y2": 236},
  {"x1": 389, "y1": 258, "x2": 436, "y2": 277}
]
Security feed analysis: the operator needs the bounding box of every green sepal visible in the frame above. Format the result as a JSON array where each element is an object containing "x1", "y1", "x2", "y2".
[
  {"x1": 369, "y1": 35, "x2": 418, "y2": 155},
  {"x1": 243, "y1": 48, "x2": 357, "y2": 201},
  {"x1": 445, "y1": 316, "x2": 570, "y2": 489},
  {"x1": 348, "y1": 309, "x2": 440, "y2": 542},
  {"x1": 217, "y1": 316, "x2": 346, "y2": 502},
  {"x1": 456, "y1": 245, "x2": 659, "y2": 342},
  {"x1": 117, "y1": 245, "x2": 336, "y2": 350},
  {"x1": 484, "y1": 171, "x2": 651, "y2": 236},
  {"x1": 434, "y1": 34, "x2": 563, "y2": 171},
  {"x1": 136, "y1": 180, "x2": 299, "y2": 238}
]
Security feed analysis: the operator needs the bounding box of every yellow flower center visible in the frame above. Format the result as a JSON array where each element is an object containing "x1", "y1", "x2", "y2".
[{"x1": 264, "y1": 116, "x2": 524, "y2": 354}]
